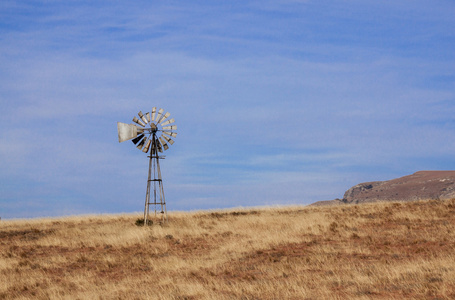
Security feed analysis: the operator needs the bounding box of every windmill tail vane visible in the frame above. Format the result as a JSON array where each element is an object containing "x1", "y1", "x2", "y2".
[{"x1": 117, "y1": 108, "x2": 177, "y2": 225}]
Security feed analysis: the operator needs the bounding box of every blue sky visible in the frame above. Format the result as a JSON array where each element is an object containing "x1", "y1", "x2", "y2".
[{"x1": 1, "y1": 0, "x2": 454, "y2": 219}]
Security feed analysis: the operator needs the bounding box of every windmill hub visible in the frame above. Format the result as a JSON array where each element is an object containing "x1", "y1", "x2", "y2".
[{"x1": 117, "y1": 108, "x2": 177, "y2": 225}]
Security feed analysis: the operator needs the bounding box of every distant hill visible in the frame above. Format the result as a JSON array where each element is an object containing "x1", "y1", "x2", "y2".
[{"x1": 312, "y1": 171, "x2": 455, "y2": 206}]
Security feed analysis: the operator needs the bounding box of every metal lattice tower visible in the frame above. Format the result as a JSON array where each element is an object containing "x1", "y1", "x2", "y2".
[
  {"x1": 144, "y1": 130, "x2": 166, "y2": 224},
  {"x1": 117, "y1": 108, "x2": 177, "y2": 225}
]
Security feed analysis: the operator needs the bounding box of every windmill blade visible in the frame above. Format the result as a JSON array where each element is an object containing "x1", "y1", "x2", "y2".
[
  {"x1": 138, "y1": 111, "x2": 148, "y2": 124},
  {"x1": 161, "y1": 118, "x2": 175, "y2": 126},
  {"x1": 117, "y1": 122, "x2": 138, "y2": 143},
  {"x1": 155, "y1": 108, "x2": 163, "y2": 123},
  {"x1": 159, "y1": 137, "x2": 169, "y2": 150},
  {"x1": 151, "y1": 107, "x2": 157, "y2": 121},
  {"x1": 156, "y1": 138, "x2": 163, "y2": 152},
  {"x1": 161, "y1": 134, "x2": 175, "y2": 145},
  {"x1": 145, "y1": 112, "x2": 150, "y2": 122},
  {"x1": 158, "y1": 112, "x2": 171, "y2": 124},
  {"x1": 155, "y1": 108, "x2": 165, "y2": 124},
  {"x1": 133, "y1": 116, "x2": 145, "y2": 127},
  {"x1": 162, "y1": 125, "x2": 177, "y2": 131},
  {"x1": 131, "y1": 134, "x2": 145, "y2": 145},
  {"x1": 162, "y1": 131, "x2": 177, "y2": 138},
  {"x1": 136, "y1": 137, "x2": 147, "y2": 150},
  {"x1": 142, "y1": 139, "x2": 152, "y2": 153}
]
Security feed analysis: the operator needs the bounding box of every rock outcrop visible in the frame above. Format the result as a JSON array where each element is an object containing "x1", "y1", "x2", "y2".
[
  {"x1": 342, "y1": 171, "x2": 455, "y2": 204},
  {"x1": 310, "y1": 171, "x2": 455, "y2": 206}
]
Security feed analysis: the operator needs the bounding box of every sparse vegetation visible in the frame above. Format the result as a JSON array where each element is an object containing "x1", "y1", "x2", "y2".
[
  {"x1": 135, "y1": 218, "x2": 153, "y2": 226},
  {"x1": 1, "y1": 199, "x2": 455, "y2": 299}
]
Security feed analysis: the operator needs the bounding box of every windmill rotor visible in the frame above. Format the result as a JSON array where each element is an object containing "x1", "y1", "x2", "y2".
[
  {"x1": 117, "y1": 109, "x2": 177, "y2": 152},
  {"x1": 117, "y1": 108, "x2": 177, "y2": 225}
]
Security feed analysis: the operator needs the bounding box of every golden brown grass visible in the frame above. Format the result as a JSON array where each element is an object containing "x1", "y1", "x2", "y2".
[{"x1": 1, "y1": 199, "x2": 455, "y2": 299}]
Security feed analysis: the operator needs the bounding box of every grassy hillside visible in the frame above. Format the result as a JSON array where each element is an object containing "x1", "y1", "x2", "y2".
[{"x1": 1, "y1": 199, "x2": 455, "y2": 299}]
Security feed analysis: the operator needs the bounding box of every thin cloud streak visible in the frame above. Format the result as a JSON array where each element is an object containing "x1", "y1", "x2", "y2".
[{"x1": 0, "y1": 0, "x2": 454, "y2": 218}]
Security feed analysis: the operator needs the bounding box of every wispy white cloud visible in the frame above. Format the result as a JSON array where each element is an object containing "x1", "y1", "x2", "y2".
[{"x1": 1, "y1": 0, "x2": 454, "y2": 218}]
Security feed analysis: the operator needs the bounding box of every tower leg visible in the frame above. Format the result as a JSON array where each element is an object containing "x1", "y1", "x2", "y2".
[
  {"x1": 143, "y1": 151, "x2": 153, "y2": 225},
  {"x1": 155, "y1": 156, "x2": 167, "y2": 223}
]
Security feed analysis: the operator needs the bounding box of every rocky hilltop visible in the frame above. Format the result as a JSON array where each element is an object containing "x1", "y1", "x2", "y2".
[{"x1": 312, "y1": 171, "x2": 455, "y2": 206}]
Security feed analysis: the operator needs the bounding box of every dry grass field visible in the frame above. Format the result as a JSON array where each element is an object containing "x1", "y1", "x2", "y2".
[{"x1": 1, "y1": 199, "x2": 455, "y2": 299}]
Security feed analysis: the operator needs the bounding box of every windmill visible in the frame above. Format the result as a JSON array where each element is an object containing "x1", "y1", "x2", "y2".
[{"x1": 117, "y1": 108, "x2": 177, "y2": 225}]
